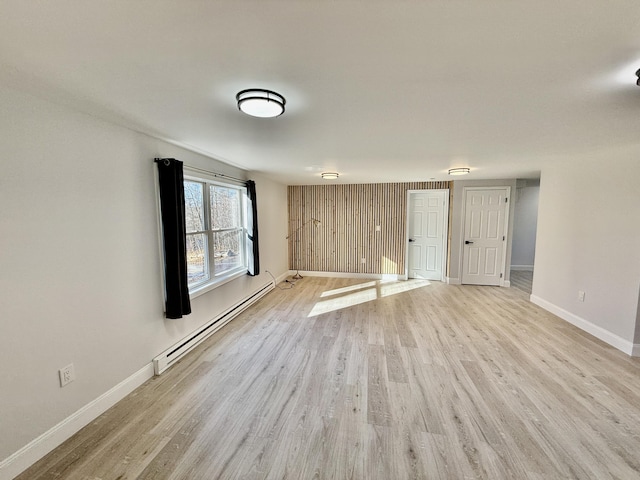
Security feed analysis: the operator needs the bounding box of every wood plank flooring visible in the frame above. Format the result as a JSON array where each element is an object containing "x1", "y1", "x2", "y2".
[
  {"x1": 16, "y1": 277, "x2": 640, "y2": 480},
  {"x1": 510, "y1": 270, "x2": 533, "y2": 295}
]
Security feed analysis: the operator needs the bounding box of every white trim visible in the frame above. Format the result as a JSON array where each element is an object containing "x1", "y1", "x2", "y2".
[
  {"x1": 530, "y1": 295, "x2": 636, "y2": 356},
  {"x1": 632, "y1": 344, "x2": 640, "y2": 357},
  {"x1": 290, "y1": 270, "x2": 408, "y2": 281},
  {"x1": 274, "y1": 270, "x2": 290, "y2": 284},
  {"x1": 446, "y1": 277, "x2": 461, "y2": 285},
  {"x1": 504, "y1": 280, "x2": 511, "y2": 288},
  {"x1": 0, "y1": 363, "x2": 154, "y2": 480},
  {"x1": 189, "y1": 268, "x2": 246, "y2": 300},
  {"x1": 511, "y1": 265, "x2": 534, "y2": 271}
]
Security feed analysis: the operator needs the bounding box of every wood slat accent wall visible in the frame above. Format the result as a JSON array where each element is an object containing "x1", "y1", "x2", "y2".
[{"x1": 288, "y1": 182, "x2": 451, "y2": 275}]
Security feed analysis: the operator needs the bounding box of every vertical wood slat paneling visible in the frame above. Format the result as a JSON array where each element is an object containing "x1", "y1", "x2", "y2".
[{"x1": 288, "y1": 182, "x2": 451, "y2": 275}]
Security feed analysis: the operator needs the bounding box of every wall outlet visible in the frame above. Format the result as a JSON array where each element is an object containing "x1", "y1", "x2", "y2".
[
  {"x1": 361, "y1": 257, "x2": 366, "y2": 264},
  {"x1": 375, "y1": 225, "x2": 381, "y2": 232},
  {"x1": 578, "y1": 290, "x2": 585, "y2": 302},
  {"x1": 59, "y1": 363, "x2": 75, "y2": 387}
]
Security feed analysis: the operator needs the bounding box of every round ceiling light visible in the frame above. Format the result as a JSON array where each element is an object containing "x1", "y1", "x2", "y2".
[
  {"x1": 321, "y1": 172, "x2": 339, "y2": 180},
  {"x1": 236, "y1": 89, "x2": 285, "y2": 118},
  {"x1": 448, "y1": 168, "x2": 470, "y2": 176}
]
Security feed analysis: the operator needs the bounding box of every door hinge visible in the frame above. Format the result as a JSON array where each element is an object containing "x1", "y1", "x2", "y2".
[
  {"x1": 500, "y1": 273, "x2": 503, "y2": 278},
  {"x1": 505, "y1": 197, "x2": 508, "y2": 203},
  {"x1": 503, "y1": 235, "x2": 505, "y2": 241}
]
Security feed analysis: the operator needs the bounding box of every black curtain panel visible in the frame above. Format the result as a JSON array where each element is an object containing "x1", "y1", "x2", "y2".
[
  {"x1": 155, "y1": 158, "x2": 191, "y2": 319},
  {"x1": 246, "y1": 180, "x2": 260, "y2": 276}
]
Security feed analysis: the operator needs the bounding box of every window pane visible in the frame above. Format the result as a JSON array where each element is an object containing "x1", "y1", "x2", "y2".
[
  {"x1": 213, "y1": 230, "x2": 243, "y2": 274},
  {"x1": 210, "y1": 186, "x2": 241, "y2": 229},
  {"x1": 184, "y1": 181, "x2": 205, "y2": 233},
  {"x1": 186, "y1": 233, "x2": 209, "y2": 286}
]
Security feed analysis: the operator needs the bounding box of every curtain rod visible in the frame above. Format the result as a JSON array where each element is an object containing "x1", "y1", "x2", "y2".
[{"x1": 155, "y1": 158, "x2": 247, "y2": 185}]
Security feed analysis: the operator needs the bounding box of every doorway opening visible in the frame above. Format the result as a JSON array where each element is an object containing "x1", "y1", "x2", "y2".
[{"x1": 510, "y1": 179, "x2": 540, "y2": 295}]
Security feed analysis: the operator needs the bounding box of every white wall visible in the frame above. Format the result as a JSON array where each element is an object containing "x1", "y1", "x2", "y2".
[
  {"x1": 511, "y1": 180, "x2": 539, "y2": 269},
  {"x1": 0, "y1": 83, "x2": 288, "y2": 470},
  {"x1": 532, "y1": 151, "x2": 640, "y2": 350},
  {"x1": 448, "y1": 178, "x2": 517, "y2": 283}
]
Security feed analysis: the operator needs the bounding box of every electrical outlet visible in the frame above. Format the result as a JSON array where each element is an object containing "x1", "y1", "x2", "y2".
[
  {"x1": 578, "y1": 291, "x2": 585, "y2": 302},
  {"x1": 361, "y1": 257, "x2": 366, "y2": 264},
  {"x1": 375, "y1": 225, "x2": 381, "y2": 232},
  {"x1": 59, "y1": 363, "x2": 75, "y2": 387}
]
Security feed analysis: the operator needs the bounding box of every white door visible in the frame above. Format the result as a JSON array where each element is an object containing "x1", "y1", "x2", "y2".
[
  {"x1": 407, "y1": 190, "x2": 448, "y2": 281},
  {"x1": 461, "y1": 188, "x2": 509, "y2": 286}
]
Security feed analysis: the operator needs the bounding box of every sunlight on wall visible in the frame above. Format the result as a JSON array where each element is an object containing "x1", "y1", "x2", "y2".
[
  {"x1": 381, "y1": 256, "x2": 398, "y2": 274},
  {"x1": 308, "y1": 279, "x2": 431, "y2": 317}
]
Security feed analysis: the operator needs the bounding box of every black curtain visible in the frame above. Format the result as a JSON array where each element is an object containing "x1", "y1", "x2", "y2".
[
  {"x1": 155, "y1": 158, "x2": 191, "y2": 319},
  {"x1": 246, "y1": 180, "x2": 260, "y2": 276}
]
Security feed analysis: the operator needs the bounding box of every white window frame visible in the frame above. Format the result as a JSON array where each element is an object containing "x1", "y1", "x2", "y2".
[{"x1": 184, "y1": 172, "x2": 248, "y2": 298}]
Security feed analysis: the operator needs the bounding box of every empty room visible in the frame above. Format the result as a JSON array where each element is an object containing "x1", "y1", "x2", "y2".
[{"x1": 1, "y1": 2, "x2": 640, "y2": 479}]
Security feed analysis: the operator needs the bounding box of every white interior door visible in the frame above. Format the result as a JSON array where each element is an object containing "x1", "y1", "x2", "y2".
[
  {"x1": 461, "y1": 188, "x2": 509, "y2": 286},
  {"x1": 407, "y1": 190, "x2": 448, "y2": 281}
]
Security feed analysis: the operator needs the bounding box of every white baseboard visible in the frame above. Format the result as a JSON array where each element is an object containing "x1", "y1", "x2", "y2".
[
  {"x1": 530, "y1": 295, "x2": 637, "y2": 356},
  {"x1": 0, "y1": 363, "x2": 154, "y2": 480},
  {"x1": 511, "y1": 265, "x2": 534, "y2": 271},
  {"x1": 274, "y1": 270, "x2": 290, "y2": 284},
  {"x1": 504, "y1": 280, "x2": 511, "y2": 288},
  {"x1": 289, "y1": 270, "x2": 407, "y2": 281}
]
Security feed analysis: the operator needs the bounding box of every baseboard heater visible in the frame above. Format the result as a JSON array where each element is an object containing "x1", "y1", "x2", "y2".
[{"x1": 153, "y1": 281, "x2": 274, "y2": 375}]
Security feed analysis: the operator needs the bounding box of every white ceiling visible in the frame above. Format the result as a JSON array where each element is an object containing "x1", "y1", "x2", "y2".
[{"x1": 1, "y1": 1, "x2": 640, "y2": 184}]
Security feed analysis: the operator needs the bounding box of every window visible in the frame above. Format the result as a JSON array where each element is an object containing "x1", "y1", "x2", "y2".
[{"x1": 184, "y1": 176, "x2": 247, "y2": 293}]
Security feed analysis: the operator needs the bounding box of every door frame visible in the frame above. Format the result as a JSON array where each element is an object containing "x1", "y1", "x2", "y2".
[
  {"x1": 459, "y1": 186, "x2": 511, "y2": 287},
  {"x1": 405, "y1": 189, "x2": 450, "y2": 282}
]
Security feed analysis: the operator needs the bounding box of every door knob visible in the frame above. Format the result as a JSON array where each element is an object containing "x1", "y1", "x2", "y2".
[
  {"x1": 409, "y1": 238, "x2": 415, "y2": 242},
  {"x1": 465, "y1": 240, "x2": 474, "y2": 244}
]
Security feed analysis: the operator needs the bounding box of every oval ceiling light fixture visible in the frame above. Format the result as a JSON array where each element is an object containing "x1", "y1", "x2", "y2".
[
  {"x1": 321, "y1": 172, "x2": 339, "y2": 180},
  {"x1": 636, "y1": 68, "x2": 640, "y2": 86},
  {"x1": 236, "y1": 89, "x2": 285, "y2": 118},
  {"x1": 448, "y1": 168, "x2": 470, "y2": 176}
]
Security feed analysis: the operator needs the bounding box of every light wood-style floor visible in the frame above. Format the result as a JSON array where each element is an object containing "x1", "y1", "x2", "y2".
[
  {"x1": 17, "y1": 277, "x2": 640, "y2": 480},
  {"x1": 510, "y1": 270, "x2": 534, "y2": 295}
]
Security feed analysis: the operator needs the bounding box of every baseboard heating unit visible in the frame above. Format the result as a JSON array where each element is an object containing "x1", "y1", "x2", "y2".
[{"x1": 153, "y1": 281, "x2": 274, "y2": 375}]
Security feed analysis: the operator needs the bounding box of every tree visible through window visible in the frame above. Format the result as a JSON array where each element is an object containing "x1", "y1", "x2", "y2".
[{"x1": 184, "y1": 178, "x2": 246, "y2": 290}]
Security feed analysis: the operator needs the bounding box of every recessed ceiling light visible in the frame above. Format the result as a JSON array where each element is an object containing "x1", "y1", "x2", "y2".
[
  {"x1": 448, "y1": 168, "x2": 470, "y2": 176},
  {"x1": 321, "y1": 172, "x2": 339, "y2": 180},
  {"x1": 236, "y1": 89, "x2": 285, "y2": 118}
]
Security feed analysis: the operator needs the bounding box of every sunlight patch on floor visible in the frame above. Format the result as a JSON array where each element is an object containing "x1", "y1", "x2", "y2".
[
  {"x1": 308, "y1": 288, "x2": 378, "y2": 317},
  {"x1": 308, "y1": 279, "x2": 431, "y2": 317},
  {"x1": 320, "y1": 281, "x2": 377, "y2": 298},
  {"x1": 380, "y1": 279, "x2": 430, "y2": 297}
]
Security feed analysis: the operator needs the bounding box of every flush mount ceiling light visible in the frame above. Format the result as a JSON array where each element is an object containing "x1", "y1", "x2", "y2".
[
  {"x1": 236, "y1": 89, "x2": 285, "y2": 118},
  {"x1": 321, "y1": 172, "x2": 339, "y2": 180},
  {"x1": 448, "y1": 168, "x2": 470, "y2": 176}
]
